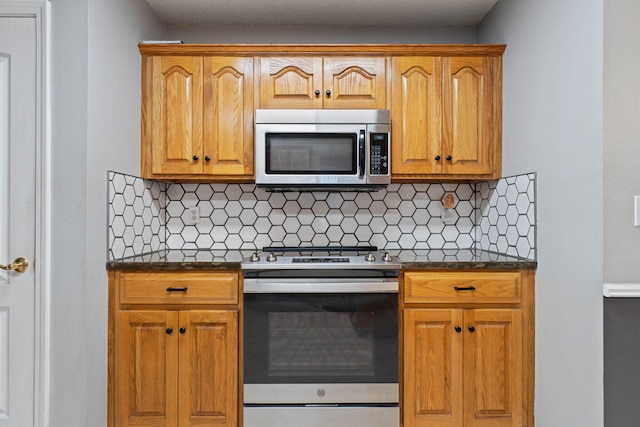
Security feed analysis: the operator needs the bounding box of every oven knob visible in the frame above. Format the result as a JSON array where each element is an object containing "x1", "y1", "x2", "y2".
[
  {"x1": 267, "y1": 253, "x2": 277, "y2": 262},
  {"x1": 250, "y1": 252, "x2": 260, "y2": 262},
  {"x1": 365, "y1": 252, "x2": 376, "y2": 262},
  {"x1": 382, "y1": 252, "x2": 393, "y2": 262}
]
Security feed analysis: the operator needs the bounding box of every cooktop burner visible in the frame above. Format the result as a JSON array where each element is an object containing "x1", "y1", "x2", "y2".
[{"x1": 241, "y1": 245, "x2": 401, "y2": 271}]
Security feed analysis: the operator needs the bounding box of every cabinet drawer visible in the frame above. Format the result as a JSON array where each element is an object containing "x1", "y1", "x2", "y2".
[
  {"x1": 403, "y1": 271, "x2": 521, "y2": 304},
  {"x1": 119, "y1": 272, "x2": 239, "y2": 305}
]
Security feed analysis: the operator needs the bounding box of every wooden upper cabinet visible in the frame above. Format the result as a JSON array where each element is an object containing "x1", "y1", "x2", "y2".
[
  {"x1": 443, "y1": 57, "x2": 495, "y2": 176},
  {"x1": 391, "y1": 56, "x2": 442, "y2": 176},
  {"x1": 258, "y1": 57, "x2": 323, "y2": 108},
  {"x1": 391, "y1": 55, "x2": 502, "y2": 180},
  {"x1": 323, "y1": 57, "x2": 386, "y2": 109},
  {"x1": 258, "y1": 56, "x2": 386, "y2": 109},
  {"x1": 203, "y1": 57, "x2": 254, "y2": 177},
  {"x1": 142, "y1": 55, "x2": 254, "y2": 181},
  {"x1": 150, "y1": 56, "x2": 204, "y2": 176},
  {"x1": 139, "y1": 44, "x2": 504, "y2": 182}
]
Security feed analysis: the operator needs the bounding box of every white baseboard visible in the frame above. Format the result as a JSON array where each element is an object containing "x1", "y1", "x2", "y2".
[{"x1": 603, "y1": 283, "x2": 640, "y2": 298}]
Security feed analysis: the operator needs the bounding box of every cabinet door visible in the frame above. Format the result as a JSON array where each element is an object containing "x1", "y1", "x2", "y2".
[
  {"x1": 203, "y1": 57, "x2": 254, "y2": 177},
  {"x1": 324, "y1": 57, "x2": 386, "y2": 109},
  {"x1": 403, "y1": 309, "x2": 463, "y2": 427},
  {"x1": 116, "y1": 311, "x2": 179, "y2": 427},
  {"x1": 391, "y1": 57, "x2": 443, "y2": 176},
  {"x1": 178, "y1": 310, "x2": 238, "y2": 427},
  {"x1": 258, "y1": 57, "x2": 323, "y2": 108},
  {"x1": 151, "y1": 56, "x2": 203, "y2": 175},
  {"x1": 442, "y1": 57, "x2": 494, "y2": 176},
  {"x1": 463, "y1": 309, "x2": 522, "y2": 427}
]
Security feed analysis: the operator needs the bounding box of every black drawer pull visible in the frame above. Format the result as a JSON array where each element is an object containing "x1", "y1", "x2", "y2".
[
  {"x1": 454, "y1": 286, "x2": 476, "y2": 291},
  {"x1": 166, "y1": 287, "x2": 188, "y2": 292}
]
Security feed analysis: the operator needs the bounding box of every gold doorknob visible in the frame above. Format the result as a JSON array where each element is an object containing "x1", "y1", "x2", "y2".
[{"x1": 0, "y1": 257, "x2": 29, "y2": 273}]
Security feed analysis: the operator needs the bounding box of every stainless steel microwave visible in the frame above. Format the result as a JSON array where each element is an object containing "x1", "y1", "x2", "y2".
[{"x1": 255, "y1": 109, "x2": 391, "y2": 191}]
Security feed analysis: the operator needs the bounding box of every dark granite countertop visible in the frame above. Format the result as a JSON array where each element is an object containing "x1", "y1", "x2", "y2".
[
  {"x1": 107, "y1": 248, "x2": 536, "y2": 271},
  {"x1": 106, "y1": 249, "x2": 254, "y2": 271},
  {"x1": 392, "y1": 248, "x2": 537, "y2": 270}
]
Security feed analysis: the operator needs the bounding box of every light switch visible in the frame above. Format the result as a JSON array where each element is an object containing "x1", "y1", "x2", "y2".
[{"x1": 635, "y1": 196, "x2": 640, "y2": 227}]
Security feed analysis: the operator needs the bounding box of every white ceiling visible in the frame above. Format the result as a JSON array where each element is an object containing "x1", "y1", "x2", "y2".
[{"x1": 144, "y1": 0, "x2": 499, "y2": 27}]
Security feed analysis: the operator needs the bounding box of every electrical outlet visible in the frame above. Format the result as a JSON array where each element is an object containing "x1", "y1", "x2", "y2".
[
  {"x1": 442, "y1": 207, "x2": 457, "y2": 224},
  {"x1": 635, "y1": 196, "x2": 640, "y2": 226},
  {"x1": 186, "y1": 206, "x2": 200, "y2": 225}
]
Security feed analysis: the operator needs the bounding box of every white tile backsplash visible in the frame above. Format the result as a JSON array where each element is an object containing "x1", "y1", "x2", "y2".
[{"x1": 107, "y1": 171, "x2": 536, "y2": 261}]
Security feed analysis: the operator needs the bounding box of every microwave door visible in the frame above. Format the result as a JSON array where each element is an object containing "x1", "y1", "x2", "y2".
[{"x1": 256, "y1": 124, "x2": 366, "y2": 186}]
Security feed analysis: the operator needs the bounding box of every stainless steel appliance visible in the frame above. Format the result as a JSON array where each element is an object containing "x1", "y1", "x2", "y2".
[
  {"x1": 241, "y1": 246, "x2": 401, "y2": 427},
  {"x1": 254, "y1": 109, "x2": 391, "y2": 191}
]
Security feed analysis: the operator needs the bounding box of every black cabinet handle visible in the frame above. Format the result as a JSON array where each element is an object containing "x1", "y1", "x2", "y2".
[
  {"x1": 166, "y1": 287, "x2": 188, "y2": 292},
  {"x1": 204, "y1": 156, "x2": 211, "y2": 161},
  {"x1": 326, "y1": 89, "x2": 332, "y2": 97},
  {"x1": 455, "y1": 326, "x2": 462, "y2": 333},
  {"x1": 166, "y1": 328, "x2": 173, "y2": 335},
  {"x1": 179, "y1": 327, "x2": 186, "y2": 334},
  {"x1": 435, "y1": 155, "x2": 441, "y2": 161},
  {"x1": 468, "y1": 326, "x2": 475, "y2": 333},
  {"x1": 192, "y1": 155, "x2": 199, "y2": 161},
  {"x1": 446, "y1": 155, "x2": 453, "y2": 161},
  {"x1": 315, "y1": 90, "x2": 320, "y2": 96},
  {"x1": 454, "y1": 286, "x2": 476, "y2": 291}
]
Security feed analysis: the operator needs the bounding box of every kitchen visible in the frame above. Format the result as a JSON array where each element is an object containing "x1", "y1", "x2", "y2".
[{"x1": 35, "y1": 0, "x2": 616, "y2": 426}]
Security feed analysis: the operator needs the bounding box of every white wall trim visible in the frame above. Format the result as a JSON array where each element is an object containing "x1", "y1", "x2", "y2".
[
  {"x1": 603, "y1": 283, "x2": 640, "y2": 298},
  {"x1": 0, "y1": 2, "x2": 51, "y2": 426}
]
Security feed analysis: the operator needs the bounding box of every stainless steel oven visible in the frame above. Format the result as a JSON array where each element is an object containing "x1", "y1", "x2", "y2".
[{"x1": 241, "y1": 246, "x2": 400, "y2": 427}]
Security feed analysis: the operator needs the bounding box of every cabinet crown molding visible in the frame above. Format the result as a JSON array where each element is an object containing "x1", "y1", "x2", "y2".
[{"x1": 139, "y1": 43, "x2": 507, "y2": 57}]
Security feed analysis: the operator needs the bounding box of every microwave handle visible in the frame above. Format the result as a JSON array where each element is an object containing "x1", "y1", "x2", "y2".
[{"x1": 359, "y1": 130, "x2": 366, "y2": 177}]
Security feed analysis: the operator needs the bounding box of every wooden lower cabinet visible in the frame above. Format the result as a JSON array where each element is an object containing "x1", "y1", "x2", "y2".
[
  {"x1": 401, "y1": 270, "x2": 534, "y2": 427},
  {"x1": 109, "y1": 271, "x2": 239, "y2": 427}
]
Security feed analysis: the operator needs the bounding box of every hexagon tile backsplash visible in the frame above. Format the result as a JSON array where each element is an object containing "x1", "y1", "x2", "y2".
[{"x1": 107, "y1": 171, "x2": 536, "y2": 261}]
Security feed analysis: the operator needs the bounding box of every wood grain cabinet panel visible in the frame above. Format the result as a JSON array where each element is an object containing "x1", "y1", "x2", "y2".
[
  {"x1": 391, "y1": 55, "x2": 502, "y2": 180},
  {"x1": 142, "y1": 56, "x2": 254, "y2": 181},
  {"x1": 258, "y1": 56, "x2": 386, "y2": 109},
  {"x1": 179, "y1": 310, "x2": 238, "y2": 427},
  {"x1": 401, "y1": 270, "x2": 533, "y2": 427},
  {"x1": 116, "y1": 311, "x2": 179, "y2": 427},
  {"x1": 150, "y1": 56, "x2": 203, "y2": 176},
  {"x1": 403, "y1": 309, "x2": 463, "y2": 427},
  {"x1": 109, "y1": 271, "x2": 240, "y2": 427}
]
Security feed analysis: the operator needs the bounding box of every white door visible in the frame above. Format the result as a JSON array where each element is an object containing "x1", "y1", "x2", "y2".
[{"x1": 0, "y1": 16, "x2": 37, "y2": 427}]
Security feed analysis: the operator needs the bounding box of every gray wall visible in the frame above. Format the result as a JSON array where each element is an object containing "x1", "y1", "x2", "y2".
[
  {"x1": 604, "y1": 0, "x2": 640, "y2": 280},
  {"x1": 48, "y1": 0, "x2": 612, "y2": 425},
  {"x1": 165, "y1": 24, "x2": 477, "y2": 44},
  {"x1": 50, "y1": 7, "x2": 477, "y2": 426},
  {"x1": 603, "y1": 0, "x2": 640, "y2": 425},
  {"x1": 479, "y1": 0, "x2": 604, "y2": 425},
  {"x1": 50, "y1": 0, "x2": 163, "y2": 425}
]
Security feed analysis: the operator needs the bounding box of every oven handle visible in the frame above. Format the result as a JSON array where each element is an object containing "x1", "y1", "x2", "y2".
[{"x1": 243, "y1": 278, "x2": 398, "y2": 294}]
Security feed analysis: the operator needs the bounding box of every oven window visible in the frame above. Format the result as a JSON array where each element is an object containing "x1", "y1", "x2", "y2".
[
  {"x1": 268, "y1": 311, "x2": 374, "y2": 377},
  {"x1": 244, "y1": 293, "x2": 398, "y2": 384},
  {"x1": 265, "y1": 133, "x2": 357, "y2": 174}
]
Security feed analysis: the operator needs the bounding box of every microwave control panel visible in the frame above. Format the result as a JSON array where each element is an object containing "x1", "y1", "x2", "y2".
[{"x1": 369, "y1": 133, "x2": 390, "y2": 175}]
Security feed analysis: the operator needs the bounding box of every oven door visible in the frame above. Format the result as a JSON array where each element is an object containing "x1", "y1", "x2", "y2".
[{"x1": 243, "y1": 281, "x2": 398, "y2": 405}]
